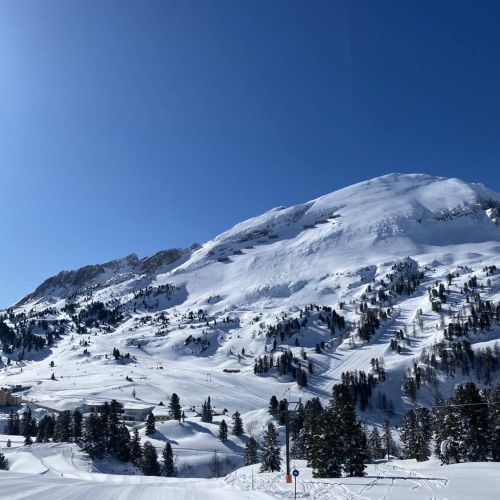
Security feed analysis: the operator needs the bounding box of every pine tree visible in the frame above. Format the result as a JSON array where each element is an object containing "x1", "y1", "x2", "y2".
[
  {"x1": 161, "y1": 442, "x2": 176, "y2": 476},
  {"x1": 129, "y1": 427, "x2": 143, "y2": 465},
  {"x1": 488, "y1": 384, "x2": 500, "y2": 461},
  {"x1": 414, "y1": 407, "x2": 431, "y2": 461},
  {"x1": 311, "y1": 408, "x2": 342, "y2": 478},
  {"x1": 169, "y1": 393, "x2": 182, "y2": 422},
  {"x1": 53, "y1": 410, "x2": 72, "y2": 442},
  {"x1": 73, "y1": 410, "x2": 83, "y2": 443},
  {"x1": 302, "y1": 397, "x2": 323, "y2": 464},
  {"x1": 201, "y1": 397, "x2": 213, "y2": 423},
  {"x1": 218, "y1": 419, "x2": 228, "y2": 442},
  {"x1": 244, "y1": 436, "x2": 258, "y2": 465},
  {"x1": 116, "y1": 423, "x2": 131, "y2": 462},
  {"x1": 455, "y1": 382, "x2": 489, "y2": 461},
  {"x1": 0, "y1": 452, "x2": 8, "y2": 470},
  {"x1": 400, "y1": 410, "x2": 417, "y2": 458},
  {"x1": 330, "y1": 384, "x2": 367, "y2": 477},
  {"x1": 231, "y1": 411, "x2": 244, "y2": 436},
  {"x1": 259, "y1": 423, "x2": 281, "y2": 472},
  {"x1": 81, "y1": 413, "x2": 106, "y2": 459},
  {"x1": 268, "y1": 395, "x2": 279, "y2": 418},
  {"x1": 142, "y1": 441, "x2": 161, "y2": 476},
  {"x1": 382, "y1": 418, "x2": 396, "y2": 460},
  {"x1": 145, "y1": 412, "x2": 156, "y2": 435},
  {"x1": 368, "y1": 427, "x2": 384, "y2": 460}
]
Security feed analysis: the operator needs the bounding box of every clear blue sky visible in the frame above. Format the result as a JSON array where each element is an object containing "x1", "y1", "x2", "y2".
[{"x1": 1, "y1": 0, "x2": 499, "y2": 307}]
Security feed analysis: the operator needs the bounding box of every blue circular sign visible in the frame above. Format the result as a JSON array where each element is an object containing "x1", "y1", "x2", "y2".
[{"x1": 292, "y1": 469, "x2": 299, "y2": 477}]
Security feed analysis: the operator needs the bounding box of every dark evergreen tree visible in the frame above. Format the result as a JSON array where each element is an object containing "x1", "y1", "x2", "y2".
[
  {"x1": 231, "y1": 411, "x2": 244, "y2": 436},
  {"x1": 73, "y1": 410, "x2": 83, "y2": 443},
  {"x1": 302, "y1": 397, "x2": 323, "y2": 463},
  {"x1": 81, "y1": 413, "x2": 106, "y2": 459},
  {"x1": 129, "y1": 427, "x2": 143, "y2": 465},
  {"x1": 0, "y1": 452, "x2": 8, "y2": 470},
  {"x1": 145, "y1": 412, "x2": 156, "y2": 435},
  {"x1": 368, "y1": 427, "x2": 384, "y2": 460},
  {"x1": 218, "y1": 419, "x2": 228, "y2": 442},
  {"x1": 311, "y1": 407, "x2": 342, "y2": 478},
  {"x1": 382, "y1": 418, "x2": 396, "y2": 459},
  {"x1": 244, "y1": 436, "x2": 258, "y2": 465},
  {"x1": 161, "y1": 442, "x2": 176, "y2": 476},
  {"x1": 330, "y1": 384, "x2": 367, "y2": 477},
  {"x1": 268, "y1": 395, "x2": 279, "y2": 418},
  {"x1": 116, "y1": 423, "x2": 131, "y2": 462},
  {"x1": 169, "y1": 393, "x2": 182, "y2": 422},
  {"x1": 53, "y1": 410, "x2": 72, "y2": 442},
  {"x1": 259, "y1": 423, "x2": 281, "y2": 472},
  {"x1": 142, "y1": 441, "x2": 161, "y2": 476},
  {"x1": 201, "y1": 397, "x2": 213, "y2": 423},
  {"x1": 488, "y1": 384, "x2": 500, "y2": 461}
]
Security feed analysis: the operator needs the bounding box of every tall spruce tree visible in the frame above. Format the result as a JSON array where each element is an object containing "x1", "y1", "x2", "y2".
[
  {"x1": 302, "y1": 397, "x2": 323, "y2": 464},
  {"x1": 201, "y1": 397, "x2": 213, "y2": 423},
  {"x1": 331, "y1": 384, "x2": 367, "y2": 477},
  {"x1": 169, "y1": 393, "x2": 182, "y2": 422},
  {"x1": 81, "y1": 413, "x2": 106, "y2": 459},
  {"x1": 368, "y1": 427, "x2": 384, "y2": 460},
  {"x1": 311, "y1": 406, "x2": 342, "y2": 478},
  {"x1": 218, "y1": 419, "x2": 228, "y2": 442},
  {"x1": 53, "y1": 410, "x2": 72, "y2": 442},
  {"x1": 259, "y1": 423, "x2": 281, "y2": 472},
  {"x1": 382, "y1": 418, "x2": 396, "y2": 460},
  {"x1": 161, "y1": 442, "x2": 176, "y2": 476},
  {"x1": 244, "y1": 437, "x2": 258, "y2": 465},
  {"x1": 142, "y1": 441, "x2": 161, "y2": 476},
  {"x1": 488, "y1": 384, "x2": 500, "y2": 461},
  {"x1": 129, "y1": 427, "x2": 143, "y2": 465},
  {"x1": 231, "y1": 411, "x2": 244, "y2": 436},
  {"x1": 145, "y1": 412, "x2": 156, "y2": 435}
]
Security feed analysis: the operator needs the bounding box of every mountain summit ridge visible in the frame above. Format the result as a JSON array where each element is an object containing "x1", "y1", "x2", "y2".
[{"x1": 13, "y1": 173, "x2": 500, "y2": 310}]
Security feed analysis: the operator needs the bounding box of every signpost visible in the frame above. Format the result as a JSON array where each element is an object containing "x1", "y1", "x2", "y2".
[{"x1": 292, "y1": 469, "x2": 299, "y2": 499}]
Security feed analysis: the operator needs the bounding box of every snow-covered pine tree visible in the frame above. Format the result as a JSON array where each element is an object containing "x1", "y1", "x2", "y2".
[
  {"x1": 259, "y1": 423, "x2": 281, "y2": 472},
  {"x1": 218, "y1": 419, "x2": 228, "y2": 442},
  {"x1": 231, "y1": 411, "x2": 244, "y2": 436},
  {"x1": 161, "y1": 442, "x2": 176, "y2": 476},
  {"x1": 244, "y1": 436, "x2": 258, "y2": 465},
  {"x1": 142, "y1": 441, "x2": 161, "y2": 476}
]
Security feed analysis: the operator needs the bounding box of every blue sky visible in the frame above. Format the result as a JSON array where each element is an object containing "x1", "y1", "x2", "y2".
[{"x1": 0, "y1": 0, "x2": 499, "y2": 307}]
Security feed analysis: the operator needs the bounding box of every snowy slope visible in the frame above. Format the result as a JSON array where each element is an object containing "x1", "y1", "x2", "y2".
[{"x1": 1, "y1": 173, "x2": 500, "y2": 478}]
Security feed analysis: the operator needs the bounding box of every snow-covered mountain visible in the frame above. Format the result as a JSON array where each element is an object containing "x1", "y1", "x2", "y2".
[{"x1": 2, "y1": 173, "x2": 500, "y2": 476}]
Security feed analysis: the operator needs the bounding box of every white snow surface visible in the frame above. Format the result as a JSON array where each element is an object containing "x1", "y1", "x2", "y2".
[{"x1": 1, "y1": 173, "x2": 500, "y2": 486}]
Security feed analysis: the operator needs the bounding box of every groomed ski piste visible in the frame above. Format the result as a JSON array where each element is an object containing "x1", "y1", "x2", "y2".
[
  {"x1": 0, "y1": 441, "x2": 499, "y2": 499},
  {"x1": 1, "y1": 174, "x2": 500, "y2": 497}
]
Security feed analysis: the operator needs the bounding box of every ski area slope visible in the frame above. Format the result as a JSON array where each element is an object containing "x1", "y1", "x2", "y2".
[
  {"x1": 227, "y1": 460, "x2": 500, "y2": 500},
  {"x1": 0, "y1": 470, "x2": 272, "y2": 500}
]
